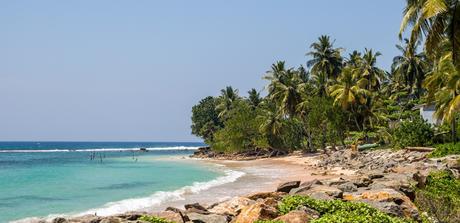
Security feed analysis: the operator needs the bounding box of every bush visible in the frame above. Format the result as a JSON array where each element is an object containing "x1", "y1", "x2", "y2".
[
  {"x1": 278, "y1": 195, "x2": 411, "y2": 223},
  {"x1": 428, "y1": 143, "x2": 460, "y2": 157},
  {"x1": 415, "y1": 170, "x2": 460, "y2": 223},
  {"x1": 139, "y1": 215, "x2": 174, "y2": 223},
  {"x1": 392, "y1": 117, "x2": 434, "y2": 149}
]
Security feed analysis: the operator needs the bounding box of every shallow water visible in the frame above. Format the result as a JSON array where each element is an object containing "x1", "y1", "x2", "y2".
[{"x1": 0, "y1": 142, "x2": 235, "y2": 222}]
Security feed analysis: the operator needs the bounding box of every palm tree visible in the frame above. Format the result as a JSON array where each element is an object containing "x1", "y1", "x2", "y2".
[
  {"x1": 216, "y1": 86, "x2": 239, "y2": 119},
  {"x1": 307, "y1": 35, "x2": 343, "y2": 80},
  {"x1": 345, "y1": 51, "x2": 363, "y2": 68},
  {"x1": 247, "y1": 88, "x2": 262, "y2": 108},
  {"x1": 359, "y1": 49, "x2": 387, "y2": 91},
  {"x1": 425, "y1": 51, "x2": 460, "y2": 141},
  {"x1": 329, "y1": 67, "x2": 370, "y2": 131},
  {"x1": 264, "y1": 62, "x2": 302, "y2": 117},
  {"x1": 391, "y1": 39, "x2": 429, "y2": 98},
  {"x1": 400, "y1": 0, "x2": 460, "y2": 69},
  {"x1": 329, "y1": 67, "x2": 369, "y2": 110}
]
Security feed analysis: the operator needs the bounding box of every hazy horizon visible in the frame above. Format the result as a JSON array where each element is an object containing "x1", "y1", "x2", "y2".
[{"x1": 1, "y1": 1, "x2": 405, "y2": 141}]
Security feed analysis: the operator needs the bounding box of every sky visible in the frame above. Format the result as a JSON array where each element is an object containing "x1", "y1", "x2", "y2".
[{"x1": 0, "y1": 0, "x2": 406, "y2": 142}]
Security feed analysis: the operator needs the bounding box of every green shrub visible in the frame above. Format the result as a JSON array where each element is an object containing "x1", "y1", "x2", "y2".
[
  {"x1": 139, "y1": 215, "x2": 175, "y2": 223},
  {"x1": 415, "y1": 170, "x2": 460, "y2": 223},
  {"x1": 428, "y1": 143, "x2": 460, "y2": 157},
  {"x1": 278, "y1": 195, "x2": 411, "y2": 223},
  {"x1": 392, "y1": 117, "x2": 434, "y2": 149}
]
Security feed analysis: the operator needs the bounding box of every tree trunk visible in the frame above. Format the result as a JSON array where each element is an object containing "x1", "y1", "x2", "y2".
[{"x1": 452, "y1": 117, "x2": 457, "y2": 143}]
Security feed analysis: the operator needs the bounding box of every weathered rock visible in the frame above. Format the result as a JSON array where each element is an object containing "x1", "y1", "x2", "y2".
[
  {"x1": 208, "y1": 197, "x2": 254, "y2": 216},
  {"x1": 246, "y1": 192, "x2": 285, "y2": 201},
  {"x1": 233, "y1": 202, "x2": 278, "y2": 223},
  {"x1": 274, "y1": 210, "x2": 312, "y2": 223},
  {"x1": 338, "y1": 182, "x2": 358, "y2": 192},
  {"x1": 187, "y1": 212, "x2": 228, "y2": 223},
  {"x1": 100, "y1": 217, "x2": 122, "y2": 223},
  {"x1": 185, "y1": 203, "x2": 210, "y2": 215},
  {"x1": 296, "y1": 206, "x2": 320, "y2": 219},
  {"x1": 352, "y1": 176, "x2": 373, "y2": 187},
  {"x1": 276, "y1": 181, "x2": 300, "y2": 193},
  {"x1": 294, "y1": 185, "x2": 343, "y2": 199},
  {"x1": 115, "y1": 211, "x2": 146, "y2": 221},
  {"x1": 413, "y1": 172, "x2": 427, "y2": 188},
  {"x1": 152, "y1": 211, "x2": 185, "y2": 223},
  {"x1": 446, "y1": 157, "x2": 460, "y2": 170},
  {"x1": 52, "y1": 217, "x2": 67, "y2": 223}
]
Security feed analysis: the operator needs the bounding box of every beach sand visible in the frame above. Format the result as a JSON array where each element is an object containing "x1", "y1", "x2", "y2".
[{"x1": 148, "y1": 153, "x2": 337, "y2": 211}]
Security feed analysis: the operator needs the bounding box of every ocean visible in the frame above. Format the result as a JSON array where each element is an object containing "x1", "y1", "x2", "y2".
[{"x1": 0, "y1": 142, "x2": 243, "y2": 222}]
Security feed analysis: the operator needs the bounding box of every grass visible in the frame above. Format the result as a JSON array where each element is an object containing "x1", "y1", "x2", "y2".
[{"x1": 428, "y1": 143, "x2": 460, "y2": 157}]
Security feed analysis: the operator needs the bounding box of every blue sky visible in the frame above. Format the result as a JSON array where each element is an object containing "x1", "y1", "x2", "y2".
[{"x1": 0, "y1": 1, "x2": 405, "y2": 141}]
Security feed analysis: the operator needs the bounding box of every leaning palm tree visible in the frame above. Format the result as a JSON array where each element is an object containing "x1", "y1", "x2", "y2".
[
  {"x1": 425, "y1": 50, "x2": 460, "y2": 141},
  {"x1": 391, "y1": 39, "x2": 429, "y2": 98},
  {"x1": 216, "y1": 86, "x2": 239, "y2": 119},
  {"x1": 400, "y1": 0, "x2": 460, "y2": 69},
  {"x1": 307, "y1": 35, "x2": 344, "y2": 80}
]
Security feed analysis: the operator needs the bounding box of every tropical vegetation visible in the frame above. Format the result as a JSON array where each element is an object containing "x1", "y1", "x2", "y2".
[{"x1": 191, "y1": 0, "x2": 460, "y2": 154}]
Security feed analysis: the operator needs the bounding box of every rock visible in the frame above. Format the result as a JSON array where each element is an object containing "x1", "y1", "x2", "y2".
[
  {"x1": 276, "y1": 181, "x2": 300, "y2": 193},
  {"x1": 52, "y1": 217, "x2": 67, "y2": 223},
  {"x1": 185, "y1": 203, "x2": 210, "y2": 215},
  {"x1": 274, "y1": 210, "x2": 312, "y2": 223},
  {"x1": 187, "y1": 212, "x2": 228, "y2": 223},
  {"x1": 352, "y1": 176, "x2": 373, "y2": 187},
  {"x1": 446, "y1": 157, "x2": 460, "y2": 170},
  {"x1": 338, "y1": 182, "x2": 358, "y2": 192},
  {"x1": 296, "y1": 206, "x2": 320, "y2": 219},
  {"x1": 100, "y1": 217, "x2": 122, "y2": 223},
  {"x1": 152, "y1": 211, "x2": 187, "y2": 223},
  {"x1": 208, "y1": 197, "x2": 254, "y2": 216},
  {"x1": 294, "y1": 185, "x2": 343, "y2": 199},
  {"x1": 246, "y1": 192, "x2": 285, "y2": 201},
  {"x1": 360, "y1": 200, "x2": 403, "y2": 217},
  {"x1": 233, "y1": 202, "x2": 278, "y2": 223},
  {"x1": 413, "y1": 172, "x2": 427, "y2": 188},
  {"x1": 115, "y1": 212, "x2": 146, "y2": 221},
  {"x1": 368, "y1": 173, "x2": 385, "y2": 179}
]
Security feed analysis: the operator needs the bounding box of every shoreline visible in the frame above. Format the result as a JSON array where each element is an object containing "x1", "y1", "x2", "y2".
[{"x1": 16, "y1": 153, "x2": 332, "y2": 223}]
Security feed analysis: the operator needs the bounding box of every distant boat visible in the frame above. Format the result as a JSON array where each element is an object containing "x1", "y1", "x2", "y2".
[{"x1": 139, "y1": 148, "x2": 147, "y2": 152}]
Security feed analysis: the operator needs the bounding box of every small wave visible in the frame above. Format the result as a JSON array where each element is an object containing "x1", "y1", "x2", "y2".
[
  {"x1": 13, "y1": 168, "x2": 245, "y2": 222},
  {"x1": 0, "y1": 146, "x2": 199, "y2": 153}
]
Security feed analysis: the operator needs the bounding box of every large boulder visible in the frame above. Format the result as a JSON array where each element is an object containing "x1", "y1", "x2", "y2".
[
  {"x1": 52, "y1": 218, "x2": 67, "y2": 223},
  {"x1": 208, "y1": 197, "x2": 254, "y2": 216},
  {"x1": 276, "y1": 181, "x2": 300, "y2": 193},
  {"x1": 246, "y1": 192, "x2": 285, "y2": 201},
  {"x1": 274, "y1": 210, "x2": 312, "y2": 223},
  {"x1": 233, "y1": 202, "x2": 278, "y2": 223},
  {"x1": 352, "y1": 176, "x2": 373, "y2": 187},
  {"x1": 99, "y1": 217, "x2": 122, "y2": 223},
  {"x1": 294, "y1": 185, "x2": 343, "y2": 199},
  {"x1": 187, "y1": 212, "x2": 229, "y2": 223},
  {"x1": 185, "y1": 203, "x2": 210, "y2": 215},
  {"x1": 338, "y1": 182, "x2": 358, "y2": 192}
]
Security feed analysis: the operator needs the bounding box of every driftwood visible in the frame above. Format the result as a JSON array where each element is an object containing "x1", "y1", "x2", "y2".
[{"x1": 405, "y1": 147, "x2": 435, "y2": 152}]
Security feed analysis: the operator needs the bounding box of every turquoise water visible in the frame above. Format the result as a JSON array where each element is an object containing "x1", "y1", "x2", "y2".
[{"x1": 0, "y1": 142, "x2": 227, "y2": 222}]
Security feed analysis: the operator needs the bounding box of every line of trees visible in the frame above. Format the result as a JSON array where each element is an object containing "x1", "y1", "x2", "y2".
[{"x1": 191, "y1": 0, "x2": 460, "y2": 153}]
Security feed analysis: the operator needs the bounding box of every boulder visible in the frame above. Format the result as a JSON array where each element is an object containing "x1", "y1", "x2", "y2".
[
  {"x1": 338, "y1": 182, "x2": 358, "y2": 192},
  {"x1": 185, "y1": 203, "x2": 210, "y2": 215},
  {"x1": 100, "y1": 217, "x2": 122, "y2": 223},
  {"x1": 276, "y1": 181, "x2": 300, "y2": 193},
  {"x1": 187, "y1": 212, "x2": 228, "y2": 223},
  {"x1": 208, "y1": 197, "x2": 254, "y2": 216},
  {"x1": 246, "y1": 192, "x2": 285, "y2": 201},
  {"x1": 115, "y1": 211, "x2": 146, "y2": 221},
  {"x1": 300, "y1": 179, "x2": 323, "y2": 188},
  {"x1": 52, "y1": 217, "x2": 67, "y2": 223},
  {"x1": 152, "y1": 211, "x2": 186, "y2": 223},
  {"x1": 233, "y1": 202, "x2": 278, "y2": 223},
  {"x1": 294, "y1": 185, "x2": 343, "y2": 199},
  {"x1": 274, "y1": 210, "x2": 312, "y2": 223},
  {"x1": 352, "y1": 176, "x2": 373, "y2": 187}
]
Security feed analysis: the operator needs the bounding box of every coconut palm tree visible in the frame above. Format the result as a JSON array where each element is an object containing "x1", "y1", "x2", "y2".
[
  {"x1": 400, "y1": 0, "x2": 460, "y2": 69},
  {"x1": 247, "y1": 88, "x2": 262, "y2": 108},
  {"x1": 216, "y1": 86, "x2": 239, "y2": 119},
  {"x1": 391, "y1": 39, "x2": 429, "y2": 98},
  {"x1": 425, "y1": 50, "x2": 460, "y2": 141},
  {"x1": 359, "y1": 49, "x2": 387, "y2": 91},
  {"x1": 307, "y1": 35, "x2": 343, "y2": 80},
  {"x1": 264, "y1": 62, "x2": 302, "y2": 117},
  {"x1": 329, "y1": 67, "x2": 369, "y2": 110}
]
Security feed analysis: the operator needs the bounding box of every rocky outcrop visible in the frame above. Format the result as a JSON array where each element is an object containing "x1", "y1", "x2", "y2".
[
  {"x1": 276, "y1": 181, "x2": 300, "y2": 193},
  {"x1": 273, "y1": 210, "x2": 312, "y2": 223}
]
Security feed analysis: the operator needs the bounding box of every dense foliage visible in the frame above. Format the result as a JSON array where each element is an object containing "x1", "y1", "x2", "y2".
[
  {"x1": 415, "y1": 170, "x2": 460, "y2": 223},
  {"x1": 278, "y1": 195, "x2": 411, "y2": 223},
  {"x1": 392, "y1": 117, "x2": 434, "y2": 148},
  {"x1": 429, "y1": 143, "x2": 460, "y2": 157},
  {"x1": 190, "y1": 0, "x2": 460, "y2": 152}
]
